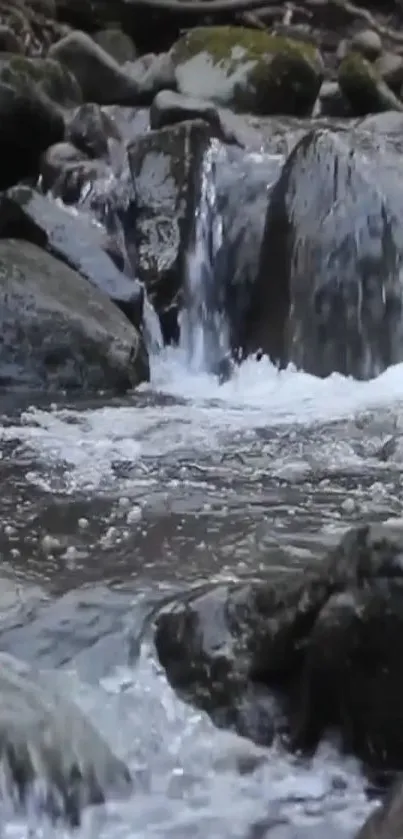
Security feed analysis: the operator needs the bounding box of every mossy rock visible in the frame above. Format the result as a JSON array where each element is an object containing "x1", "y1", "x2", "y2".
[
  {"x1": 0, "y1": 54, "x2": 82, "y2": 106},
  {"x1": 170, "y1": 26, "x2": 323, "y2": 116},
  {"x1": 338, "y1": 50, "x2": 403, "y2": 116}
]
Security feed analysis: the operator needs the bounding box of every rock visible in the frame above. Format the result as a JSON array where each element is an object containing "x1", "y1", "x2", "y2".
[
  {"x1": 49, "y1": 31, "x2": 175, "y2": 106},
  {"x1": 317, "y1": 80, "x2": 353, "y2": 117},
  {"x1": 351, "y1": 29, "x2": 383, "y2": 62},
  {"x1": 0, "y1": 54, "x2": 82, "y2": 106},
  {"x1": 338, "y1": 52, "x2": 403, "y2": 115},
  {"x1": 2, "y1": 185, "x2": 144, "y2": 330},
  {"x1": 170, "y1": 26, "x2": 323, "y2": 117},
  {"x1": 127, "y1": 118, "x2": 216, "y2": 343},
  {"x1": 40, "y1": 147, "x2": 110, "y2": 205},
  {"x1": 0, "y1": 238, "x2": 149, "y2": 391},
  {"x1": 92, "y1": 28, "x2": 137, "y2": 64},
  {"x1": 67, "y1": 102, "x2": 122, "y2": 160},
  {"x1": 0, "y1": 24, "x2": 23, "y2": 53},
  {"x1": 356, "y1": 778, "x2": 403, "y2": 839},
  {"x1": 0, "y1": 652, "x2": 131, "y2": 825},
  {"x1": 251, "y1": 125, "x2": 403, "y2": 379},
  {"x1": 154, "y1": 522, "x2": 403, "y2": 771},
  {"x1": 0, "y1": 80, "x2": 64, "y2": 190},
  {"x1": 150, "y1": 89, "x2": 242, "y2": 146},
  {"x1": 40, "y1": 140, "x2": 89, "y2": 190},
  {"x1": 375, "y1": 52, "x2": 403, "y2": 94}
]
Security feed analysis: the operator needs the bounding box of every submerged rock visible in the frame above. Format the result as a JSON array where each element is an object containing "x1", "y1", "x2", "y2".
[
  {"x1": 251, "y1": 125, "x2": 403, "y2": 379},
  {"x1": 170, "y1": 26, "x2": 323, "y2": 116},
  {"x1": 0, "y1": 652, "x2": 131, "y2": 825},
  {"x1": 1, "y1": 186, "x2": 144, "y2": 330},
  {"x1": 127, "y1": 118, "x2": 216, "y2": 343},
  {"x1": 0, "y1": 238, "x2": 149, "y2": 391},
  {"x1": 154, "y1": 523, "x2": 403, "y2": 770}
]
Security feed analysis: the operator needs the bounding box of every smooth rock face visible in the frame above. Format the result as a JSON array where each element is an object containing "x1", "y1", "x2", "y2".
[
  {"x1": 251, "y1": 125, "x2": 403, "y2": 379},
  {"x1": 0, "y1": 652, "x2": 131, "y2": 825},
  {"x1": 170, "y1": 26, "x2": 323, "y2": 116},
  {"x1": 0, "y1": 238, "x2": 149, "y2": 391},
  {"x1": 155, "y1": 523, "x2": 403, "y2": 770},
  {"x1": 0, "y1": 80, "x2": 64, "y2": 190},
  {"x1": 2, "y1": 186, "x2": 144, "y2": 330},
  {"x1": 128, "y1": 118, "x2": 216, "y2": 343}
]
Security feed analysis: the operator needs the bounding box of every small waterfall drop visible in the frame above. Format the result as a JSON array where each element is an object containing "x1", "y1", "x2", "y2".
[{"x1": 180, "y1": 140, "x2": 232, "y2": 379}]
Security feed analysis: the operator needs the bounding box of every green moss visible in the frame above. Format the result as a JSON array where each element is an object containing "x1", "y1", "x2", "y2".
[
  {"x1": 171, "y1": 26, "x2": 320, "y2": 69},
  {"x1": 0, "y1": 54, "x2": 82, "y2": 105},
  {"x1": 338, "y1": 51, "x2": 378, "y2": 88},
  {"x1": 338, "y1": 50, "x2": 397, "y2": 115}
]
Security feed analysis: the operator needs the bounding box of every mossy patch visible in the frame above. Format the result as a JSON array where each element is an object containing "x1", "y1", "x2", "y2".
[
  {"x1": 338, "y1": 50, "x2": 402, "y2": 115},
  {"x1": 0, "y1": 54, "x2": 82, "y2": 105},
  {"x1": 170, "y1": 26, "x2": 323, "y2": 116}
]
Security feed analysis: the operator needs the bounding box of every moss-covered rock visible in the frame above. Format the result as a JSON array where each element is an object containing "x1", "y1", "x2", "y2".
[
  {"x1": 338, "y1": 50, "x2": 403, "y2": 116},
  {"x1": 170, "y1": 26, "x2": 323, "y2": 116},
  {"x1": 0, "y1": 54, "x2": 82, "y2": 106}
]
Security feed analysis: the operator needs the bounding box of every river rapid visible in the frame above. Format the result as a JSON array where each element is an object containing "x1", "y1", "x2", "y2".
[{"x1": 2, "y1": 344, "x2": 403, "y2": 838}]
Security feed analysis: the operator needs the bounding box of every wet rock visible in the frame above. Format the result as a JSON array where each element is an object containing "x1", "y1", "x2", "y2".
[
  {"x1": 317, "y1": 80, "x2": 353, "y2": 117},
  {"x1": 0, "y1": 80, "x2": 64, "y2": 190},
  {"x1": 351, "y1": 29, "x2": 382, "y2": 62},
  {"x1": 150, "y1": 89, "x2": 242, "y2": 146},
  {"x1": 1, "y1": 185, "x2": 144, "y2": 330},
  {"x1": 251, "y1": 125, "x2": 403, "y2": 379},
  {"x1": 67, "y1": 102, "x2": 122, "y2": 160},
  {"x1": 39, "y1": 140, "x2": 89, "y2": 191},
  {"x1": 338, "y1": 52, "x2": 403, "y2": 115},
  {"x1": 356, "y1": 777, "x2": 403, "y2": 838},
  {"x1": 0, "y1": 54, "x2": 82, "y2": 106},
  {"x1": 170, "y1": 26, "x2": 323, "y2": 117},
  {"x1": 375, "y1": 52, "x2": 403, "y2": 94},
  {"x1": 127, "y1": 118, "x2": 216, "y2": 342},
  {"x1": 0, "y1": 237, "x2": 149, "y2": 391},
  {"x1": 0, "y1": 25, "x2": 23, "y2": 53},
  {"x1": 92, "y1": 28, "x2": 137, "y2": 64},
  {"x1": 155, "y1": 523, "x2": 403, "y2": 770},
  {"x1": 0, "y1": 652, "x2": 131, "y2": 825}
]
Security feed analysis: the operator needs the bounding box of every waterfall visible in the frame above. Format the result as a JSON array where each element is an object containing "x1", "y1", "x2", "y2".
[{"x1": 180, "y1": 140, "x2": 232, "y2": 381}]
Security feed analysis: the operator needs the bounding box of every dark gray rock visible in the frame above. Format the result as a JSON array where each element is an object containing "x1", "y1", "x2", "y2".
[
  {"x1": 49, "y1": 31, "x2": 176, "y2": 106},
  {"x1": 150, "y1": 89, "x2": 242, "y2": 146},
  {"x1": 67, "y1": 102, "x2": 122, "y2": 160},
  {"x1": 0, "y1": 652, "x2": 131, "y2": 825},
  {"x1": 0, "y1": 80, "x2": 64, "y2": 190},
  {"x1": 0, "y1": 238, "x2": 149, "y2": 391},
  {"x1": 356, "y1": 778, "x2": 403, "y2": 838},
  {"x1": 127, "y1": 118, "x2": 216, "y2": 343},
  {"x1": 251, "y1": 125, "x2": 403, "y2": 378},
  {"x1": 155, "y1": 523, "x2": 403, "y2": 770},
  {"x1": 2, "y1": 186, "x2": 144, "y2": 330},
  {"x1": 40, "y1": 140, "x2": 90, "y2": 192}
]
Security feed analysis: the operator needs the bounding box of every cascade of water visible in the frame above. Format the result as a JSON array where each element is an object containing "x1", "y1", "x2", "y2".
[{"x1": 180, "y1": 140, "x2": 232, "y2": 379}]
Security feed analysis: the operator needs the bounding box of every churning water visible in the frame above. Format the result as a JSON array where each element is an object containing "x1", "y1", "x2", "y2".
[{"x1": 1, "y1": 143, "x2": 403, "y2": 839}]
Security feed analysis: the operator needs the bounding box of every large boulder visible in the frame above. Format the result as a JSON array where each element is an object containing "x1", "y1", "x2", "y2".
[
  {"x1": 1, "y1": 186, "x2": 144, "y2": 329},
  {"x1": 0, "y1": 238, "x2": 149, "y2": 391},
  {"x1": 127, "y1": 118, "x2": 217, "y2": 344},
  {"x1": 154, "y1": 523, "x2": 403, "y2": 770},
  {"x1": 0, "y1": 652, "x2": 131, "y2": 825},
  {"x1": 0, "y1": 80, "x2": 64, "y2": 189},
  {"x1": 250, "y1": 122, "x2": 403, "y2": 378},
  {"x1": 170, "y1": 27, "x2": 323, "y2": 116}
]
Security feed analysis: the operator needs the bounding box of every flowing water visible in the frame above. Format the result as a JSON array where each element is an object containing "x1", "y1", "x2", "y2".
[{"x1": 2, "y1": 137, "x2": 403, "y2": 838}]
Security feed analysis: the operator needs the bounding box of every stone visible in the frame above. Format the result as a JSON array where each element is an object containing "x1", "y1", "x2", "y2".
[
  {"x1": 150, "y1": 89, "x2": 242, "y2": 146},
  {"x1": 127, "y1": 118, "x2": 216, "y2": 343},
  {"x1": 40, "y1": 147, "x2": 110, "y2": 205},
  {"x1": 92, "y1": 27, "x2": 137, "y2": 64},
  {"x1": 0, "y1": 54, "x2": 82, "y2": 106},
  {"x1": 0, "y1": 24, "x2": 23, "y2": 53},
  {"x1": 317, "y1": 80, "x2": 353, "y2": 117},
  {"x1": 67, "y1": 102, "x2": 122, "y2": 160},
  {"x1": 251, "y1": 125, "x2": 403, "y2": 379},
  {"x1": 0, "y1": 652, "x2": 131, "y2": 825},
  {"x1": 0, "y1": 80, "x2": 64, "y2": 190},
  {"x1": 375, "y1": 52, "x2": 403, "y2": 94},
  {"x1": 40, "y1": 140, "x2": 89, "y2": 192},
  {"x1": 0, "y1": 238, "x2": 149, "y2": 391},
  {"x1": 356, "y1": 778, "x2": 403, "y2": 838},
  {"x1": 338, "y1": 52, "x2": 403, "y2": 116},
  {"x1": 154, "y1": 522, "x2": 403, "y2": 771},
  {"x1": 351, "y1": 29, "x2": 383, "y2": 62},
  {"x1": 49, "y1": 31, "x2": 175, "y2": 106},
  {"x1": 2, "y1": 185, "x2": 144, "y2": 330},
  {"x1": 170, "y1": 26, "x2": 323, "y2": 117}
]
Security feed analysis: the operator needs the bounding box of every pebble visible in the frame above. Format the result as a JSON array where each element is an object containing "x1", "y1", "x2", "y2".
[
  {"x1": 41, "y1": 534, "x2": 61, "y2": 553},
  {"x1": 78, "y1": 517, "x2": 89, "y2": 530},
  {"x1": 127, "y1": 506, "x2": 142, "y2": 524},
  {"x1": 341, "y1": 497, "x2": 355, "y2": 514}
]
